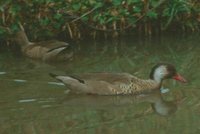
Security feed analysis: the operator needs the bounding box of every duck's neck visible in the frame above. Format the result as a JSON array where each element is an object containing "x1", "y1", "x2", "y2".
[
  {"x1": 15, "y1": 31, "x2": 30, "y2": 46},
  {"x1": 152, "y1": 75, "x2": 163, "y2": 84},
  {"x1": 149, "y1": 73, "x2": 163, "y2": 84},
  {"x1": 150, "y1": 68, "x2": 164, "y2": 84}
]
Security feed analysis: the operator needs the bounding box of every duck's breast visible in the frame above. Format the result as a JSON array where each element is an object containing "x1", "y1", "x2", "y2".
[{"x1": 115, "y1": 78, "x2": 159, "y2": 95}]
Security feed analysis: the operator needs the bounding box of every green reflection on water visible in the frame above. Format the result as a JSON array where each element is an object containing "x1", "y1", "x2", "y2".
[{"x1": 0, "y1": 35, "x2": 200, "y2": 134}]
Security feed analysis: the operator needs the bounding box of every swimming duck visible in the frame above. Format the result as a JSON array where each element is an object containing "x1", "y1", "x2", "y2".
[
  {"x1": 50, "y1": 63, "x2": 187, "y2": 95},
  {"x1": 14, "y1": 30, "x2": 73, "y2": 62}
]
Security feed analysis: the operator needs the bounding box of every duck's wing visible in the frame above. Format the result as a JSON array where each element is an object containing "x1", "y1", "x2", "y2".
[
  {"x1": 23, "y1": 41, "x2": 72, "y2": 61},
  {"x1": 43, "y1": 42, "x2": 73, "y2": 61},
  {"x1": 76, "y1": 72, "x2": 135, "y2": 84},
  {"x1": 35, "y1": 40, "x2": 69, "y2": 50}
]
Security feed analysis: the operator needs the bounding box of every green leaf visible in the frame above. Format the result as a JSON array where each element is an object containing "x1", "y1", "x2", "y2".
[
  {"x1": 82, "y1": 16, "x2": 89, "y2": 22},
  {"x1": 146, "y1": 11, "x2": 158, "y2": 19},
  {"x1": 0, "y1": 28, "x2": 6, "y2": 34},
  {"x1": 11, "y1": 23, "x2": 19, "y2": 32},
  {"x1": 9, "y1": 4, "x2": 21, "y2": 15},
  {"x1": 133, "y1": 6, "x2": 141, "y2": 13},
  {"x1": 106, "y1": 17, "x2": 114, "y2": 23},
  {"x1": 119, "y1": 8, "x2": 129, "y2": 16},
  {"x1": 54, "y1": 22, "x2": 61, "y2": 29},
  {"x1": 98, "y1": 15, "x2": 106, "y2": 24},
  {"x1": 132, "y1": 0, "x2": 141, "y2": 3},
  {"x1": 94, "y1": 2, "x2": 103, "y2": 8},
  {"x1": 72, "y1": 3, "x2": 81, "y2": 11},
  {"x1": 93, "y1": 14, "x2": 99, "y2": 21},
  {"x1": 54, "y1": 13, "x2": 62, "y2": 20},
  {"x1": 39, "y1": 17, "x2": 50, "y2": 26},
  {"x1": 0, "y1": 6, "x2": 4, "y2": 12},
  {"x1": 127, "y1": 17, "x2": 137, "y2": 25},
  {"x1": 150, "y1": 0, "x2": 159, "y2": 8},
  {"x1": 112, "y1": 0, "x2": 121, "y2": 6}
]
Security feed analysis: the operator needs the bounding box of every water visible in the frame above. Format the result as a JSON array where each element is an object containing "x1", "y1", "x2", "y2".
[{"x1": 0, "y1": 34, "x2": 200, "y2": 134}]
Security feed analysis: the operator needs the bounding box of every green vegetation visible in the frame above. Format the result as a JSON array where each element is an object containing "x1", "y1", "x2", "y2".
[{"x1": 0, "y1": 0, "x2": 200, "y2": 40}]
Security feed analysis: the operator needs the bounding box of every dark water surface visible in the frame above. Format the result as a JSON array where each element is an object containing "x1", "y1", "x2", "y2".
[{"x1": 0, "y1": 35, "x2": 200, "y2": 134}]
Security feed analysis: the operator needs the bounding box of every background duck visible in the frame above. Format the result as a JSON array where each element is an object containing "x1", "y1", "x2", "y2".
[
  {"x1": 14, "y1": 23, "x2": 73, "y2": 62},
  {"x1": 50, "y1": 63, "x2": 187, "y2": 95}
]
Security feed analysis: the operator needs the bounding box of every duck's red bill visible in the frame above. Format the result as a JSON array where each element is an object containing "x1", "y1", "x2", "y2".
[{"x1": 173, "y1": 73, "x2": 187, "y2": 83}]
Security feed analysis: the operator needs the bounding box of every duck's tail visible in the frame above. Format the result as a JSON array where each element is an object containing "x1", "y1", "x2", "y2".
[
  {"x1": 49, "y1": 73, "x2": 63, "y2": 83},
  {"x1": 46, "y1": 45, "x2": 73, "y2": 61},
  {"x1": 49, "y1": 73, "x2": 89, "y2": 94},
  {"x1": 49, "y1": 73, "x2": 85, "y2": 84},
  {"x1": 49, "y1": 73, "x2": 58, "y2": 78}
]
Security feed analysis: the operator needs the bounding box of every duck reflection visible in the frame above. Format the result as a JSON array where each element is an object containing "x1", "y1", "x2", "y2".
[
  {"x1": 61, "y1": 92, "x2": 177, "y2": 116},
  {"x1": 142, "y1": 93, "x2": 177, "y2": 116}
]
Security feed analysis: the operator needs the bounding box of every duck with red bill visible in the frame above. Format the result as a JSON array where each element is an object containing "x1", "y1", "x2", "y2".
[
  {"x1": 50, "y1": 63, "x2": 188, "y2": 95},
  {"x1": 173, "y1": 73, "x2": 187, "y2": 83}
]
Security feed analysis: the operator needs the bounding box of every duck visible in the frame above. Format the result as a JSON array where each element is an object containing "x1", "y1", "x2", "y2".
[
  {"x1": 49, "y1": 63, "x2": 187, "y2": 95},
  {"x1": 14, "y1": 27, "x2": 73, "y2": 62}
]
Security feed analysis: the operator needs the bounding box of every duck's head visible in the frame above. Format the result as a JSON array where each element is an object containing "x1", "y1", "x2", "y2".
[{"x1": 150, "y1": 63, "x2": 187, "y2": 83}]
